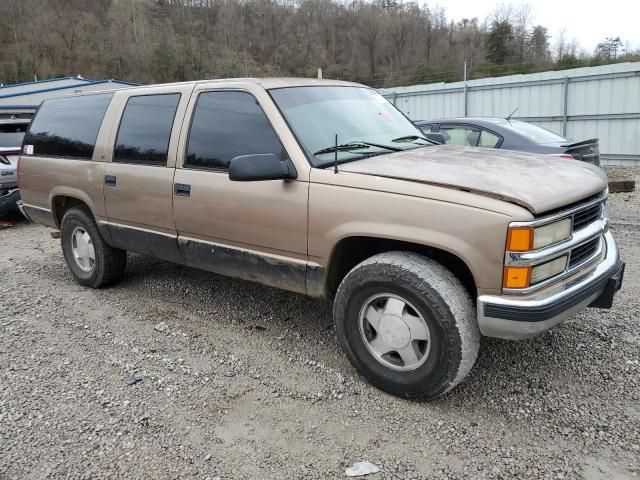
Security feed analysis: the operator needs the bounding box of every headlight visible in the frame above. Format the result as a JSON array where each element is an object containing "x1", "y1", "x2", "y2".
[
  {"x1": 503, "y1": 255, "x2": 569, "y2": 289},
  {"x1": 507, "y1": 218, "x2": 572, "y2": 252},
  {"x1": 530, "y1": 255, "x2": 568, "y2": 284},
  {"x1": 533, "y1": 219, "x2": 572, "y2": 249}
]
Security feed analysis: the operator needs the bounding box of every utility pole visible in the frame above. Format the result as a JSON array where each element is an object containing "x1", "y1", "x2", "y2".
[{"x1": 463, "y1": 61, "x2": 468, "y2": 117}]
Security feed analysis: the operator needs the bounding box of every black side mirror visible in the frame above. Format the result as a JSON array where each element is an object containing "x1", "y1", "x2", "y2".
[
  {"x1": 229, "y1": 154, "x2": 297, "y2": 182},
  {"x1": 424, "y1": 132, "x2": 446, "y2": 145}
]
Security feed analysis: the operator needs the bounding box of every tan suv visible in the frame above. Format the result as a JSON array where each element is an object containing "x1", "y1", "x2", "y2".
[{"x1": 17, "y1": 78, "x2": 624, "y2": 399}]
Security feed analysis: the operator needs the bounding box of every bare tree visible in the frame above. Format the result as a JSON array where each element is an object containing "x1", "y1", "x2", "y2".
[{"x1": 0, "y1": 0, "x2": 632, "y2": 88}]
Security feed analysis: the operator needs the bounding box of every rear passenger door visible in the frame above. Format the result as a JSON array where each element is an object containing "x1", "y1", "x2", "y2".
[{"x1": 103, "y1": 86, "x2": 193, "y2": 262}]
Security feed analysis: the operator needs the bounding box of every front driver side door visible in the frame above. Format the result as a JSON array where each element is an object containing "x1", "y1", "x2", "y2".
[{"x1": 172, "y1": 89, "x2": 309, "y2": 293}]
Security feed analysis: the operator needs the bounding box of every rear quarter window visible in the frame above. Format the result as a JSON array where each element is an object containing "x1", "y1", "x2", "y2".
[{"x1": 23, "y1": 93, "x2": 113, "y2": 160}]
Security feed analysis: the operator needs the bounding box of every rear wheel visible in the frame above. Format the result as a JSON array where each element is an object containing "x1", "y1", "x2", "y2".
[
  {"x1": 60, "y1": 207, "x2": 126, "y2": 288},
  {"x1": 334, "y1": 251, "x2": 480, "y2": 400}
]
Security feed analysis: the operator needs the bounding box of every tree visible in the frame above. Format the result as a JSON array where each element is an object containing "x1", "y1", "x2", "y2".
[
  {"x1": 529, "y1": 25, "x2": 549, "y2": 64},
  {"x1": 597, "y1": 37, "x2": 624, "y2": 59},
  {"x1": 485, "y1": 20, "x2": 514, "y2": 64},
  {"x1": 512, "y1": 4, "x2": 533, "y2": 62},
  {"x1": 0, "y1": 0, "x2": 622, "y2": 89},
  {"x1": 356, "y1": 4, "x2": 383, "y2": 81},
  {"x1": 556, "y1": 54, "x2": 586, "y2": 70}
]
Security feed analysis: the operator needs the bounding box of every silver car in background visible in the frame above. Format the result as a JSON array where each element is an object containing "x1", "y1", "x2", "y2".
[{"x1": 0, "y1": 118, "x2": 29, "y2": 216}]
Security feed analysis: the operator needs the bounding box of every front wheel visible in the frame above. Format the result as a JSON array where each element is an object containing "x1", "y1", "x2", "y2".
[{"x1": 334, "y1": 251, "x2": 480, "y2": 400}]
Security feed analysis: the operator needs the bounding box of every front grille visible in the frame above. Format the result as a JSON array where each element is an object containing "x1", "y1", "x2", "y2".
[
  {"x1": 573, "y1": 204, "x2": 602, "y2": 232},
  {"x1": 569, "y1": 237, "x2": 600, "y2": 268}
]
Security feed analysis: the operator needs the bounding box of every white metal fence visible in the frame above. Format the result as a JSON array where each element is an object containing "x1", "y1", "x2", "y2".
[{"x1": 379, "y1": 62, "x2": 640, "y2": 166}]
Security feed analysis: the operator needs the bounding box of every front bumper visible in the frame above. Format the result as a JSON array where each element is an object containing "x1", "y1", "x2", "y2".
[{"x1": 478, "y1": 231, "x2": 624, "y2": 340}]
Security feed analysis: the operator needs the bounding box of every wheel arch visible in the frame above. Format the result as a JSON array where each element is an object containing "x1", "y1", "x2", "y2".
[
  {"x1": 323, "y1": 236, "x2": 478, "y2": 300},
  {"x1": 49, "y1": 189, "x2": 97, "y2": 227}
]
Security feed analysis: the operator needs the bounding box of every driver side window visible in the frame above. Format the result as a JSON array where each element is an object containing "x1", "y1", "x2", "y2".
[{"x1": 185, "y1": 91, "x2": 285, "y2": 170}]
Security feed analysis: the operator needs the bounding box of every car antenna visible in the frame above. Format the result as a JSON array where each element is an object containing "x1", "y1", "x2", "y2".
[
  {"x1": 505, "y1": 107, "x2": 519, "y2": 123},
  {"x1": 334, "y1": 133, "x2": 339, "y2": 174}
]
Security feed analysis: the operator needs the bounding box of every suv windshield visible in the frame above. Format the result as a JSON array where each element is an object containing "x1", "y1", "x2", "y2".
[
  {"x1": 270, "y1": 86, "x2": 429, "y2": 167},
  {"x1": 507, "y1": 120, "x2": 568, "y2": 144}
]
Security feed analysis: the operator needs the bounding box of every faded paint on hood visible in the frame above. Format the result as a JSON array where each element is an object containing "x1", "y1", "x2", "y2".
[{"x1": 339, "y1": 145, "x2": 607, "y2": 214}]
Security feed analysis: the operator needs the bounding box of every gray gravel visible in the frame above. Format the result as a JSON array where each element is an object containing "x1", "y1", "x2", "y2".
[{"x1": 1, "y1": 193, "x2": 639, "y2": 479}]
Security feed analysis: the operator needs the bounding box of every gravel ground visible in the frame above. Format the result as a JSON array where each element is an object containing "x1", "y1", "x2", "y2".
[{"x1": 1, "y1": 193, "x2": 639, "y2": 480}]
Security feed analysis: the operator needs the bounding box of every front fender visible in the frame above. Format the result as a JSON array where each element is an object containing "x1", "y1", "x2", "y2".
[{"x1": 309, "y1": 182, "x2": 516, "y2": 293}]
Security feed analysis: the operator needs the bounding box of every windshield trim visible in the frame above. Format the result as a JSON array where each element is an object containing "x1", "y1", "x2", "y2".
[{"x1": 267, "y1": 85, "x2": 427, "y2": 168}]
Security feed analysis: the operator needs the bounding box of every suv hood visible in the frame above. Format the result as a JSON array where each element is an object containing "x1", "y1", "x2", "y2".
[{"x1": 340, "y1": 145, "x2": 607, "y2": 214}]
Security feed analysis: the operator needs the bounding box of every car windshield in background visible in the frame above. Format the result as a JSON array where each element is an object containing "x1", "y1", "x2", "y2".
[
  {"x1": 270, "y1": 86, "x2": 429, "y2": 167},
  {"x1": 507, "y1": 120, "x2": 568, "y2": 144},
  {"x1": 0, "y1": 122, "x2": 29, "y2": 148}
]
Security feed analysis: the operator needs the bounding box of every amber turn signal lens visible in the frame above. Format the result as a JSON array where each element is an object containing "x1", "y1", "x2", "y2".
[
  {"x1": 503, "y1": 266, "x2": 531, "y2": 289},
  {"x1": 507, "y1": 227, "x2": 534, "y2": 252}
]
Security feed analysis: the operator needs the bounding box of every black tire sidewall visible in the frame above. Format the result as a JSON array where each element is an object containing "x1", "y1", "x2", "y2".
[
  {"x1": 336, "y1": 266, "x2": 462, "y2": 398},
  {"x1": 61, "y1": 209, "x2": 106, "y2": 287}
]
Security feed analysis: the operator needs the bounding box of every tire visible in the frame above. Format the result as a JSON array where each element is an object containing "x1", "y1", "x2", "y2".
[
  {"x1": 334, "y1": 251, "x2": 480, "y2": 400},
  {"x1": 60, "y1": 206, "x2": 127, "y2": 288},
  {"x1": 0, "y1": 189, "x2": 20, "y2": 218}
]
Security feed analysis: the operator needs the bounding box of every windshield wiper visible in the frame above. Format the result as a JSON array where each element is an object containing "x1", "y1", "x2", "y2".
[
  {"x1": 313, "y1": 142, "x2": 371, "y2": 156},
  {"x1": 391, "y1": 134, "x2": 432, "y2": 143},
  {"x1": 313, "y1": 141, "x2": 401, "y2": 156}
]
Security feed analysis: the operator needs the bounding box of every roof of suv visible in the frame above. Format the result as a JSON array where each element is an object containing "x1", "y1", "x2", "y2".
[
  {"x1": 37, "y1": 77, "x2": 366, "y2": 102},
  {"x1": 119, "y1": 77, "x2": 362, "y2": 92},
  {"x1": 226, "y1": 77, "x2": 362, "y2": 89},
  {"x1": 417, "y1": 117, "x2": 510, "y2": 127}
]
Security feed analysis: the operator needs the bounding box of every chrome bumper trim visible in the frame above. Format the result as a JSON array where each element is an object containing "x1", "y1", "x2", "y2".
[
  {"x1": 478, "y1": 231, "x2": 620, "y2": 340},
  {"x1": 16, "y1": 200, "x2": 32, "y2": 222}
]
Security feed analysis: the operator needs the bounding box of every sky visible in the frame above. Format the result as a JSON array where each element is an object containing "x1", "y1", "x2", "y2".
[{"x1": 439, "y1": 0, "x2": 640, "y2": 53}]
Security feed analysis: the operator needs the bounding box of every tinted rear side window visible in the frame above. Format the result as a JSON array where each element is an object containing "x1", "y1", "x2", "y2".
[
  {"x1": 185, "y1": 91, "x2": 284, "y2": 170},
  {"x1": 114, "y1": 94, "x2": 180, "y2": 166},
  {"x1": 23, "y1": 93, "x2": 113, "y2": 159}
]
